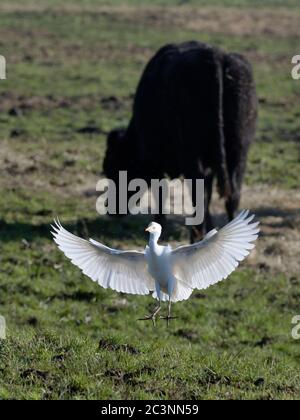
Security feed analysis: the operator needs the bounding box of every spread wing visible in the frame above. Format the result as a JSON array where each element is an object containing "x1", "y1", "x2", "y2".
[
  {"x1": 51, "y1": 220, "x2": 154, "y2": 295},
  {"x1": 171, "y1": 210, "x2": 259, "y2": 290}
]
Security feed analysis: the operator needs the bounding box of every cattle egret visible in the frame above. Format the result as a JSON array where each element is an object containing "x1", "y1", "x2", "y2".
[{"x1": 51, "y1": 210, "x2": 259, "y2": 326}]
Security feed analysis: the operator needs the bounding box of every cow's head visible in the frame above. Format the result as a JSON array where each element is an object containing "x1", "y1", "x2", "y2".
[
  {"x1": 103, "y1": 127, "x2": 140, "y2": 217},
  {"x1": 103, "y1": 128, "x2": 129, "y2": 180}
]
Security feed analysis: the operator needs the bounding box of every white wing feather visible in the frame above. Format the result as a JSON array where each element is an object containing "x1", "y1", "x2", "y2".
[
  {"x1": 171, "y1": 210, "x2": 259, "y2": 290},
  {"x1": 51, "y1": 220, "x2": 154, "y2": 295}
]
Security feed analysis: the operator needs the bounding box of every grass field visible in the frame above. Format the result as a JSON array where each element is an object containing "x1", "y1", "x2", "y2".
[{"x1": 0, "y1": 0, "x2": 300, "y2": 400}]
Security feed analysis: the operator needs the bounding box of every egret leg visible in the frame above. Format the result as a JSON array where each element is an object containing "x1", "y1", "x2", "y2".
[
  {"x1": 138, "y1": 301, "x2": 161, "y2": 327},
  {"x1": 160, "y1": 298, "x2": 177, "y2": 326}
]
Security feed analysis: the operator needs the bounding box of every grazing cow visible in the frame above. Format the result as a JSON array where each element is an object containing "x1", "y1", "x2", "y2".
[{"x1": 103, "y1": 41, "x2": 257, "y2": 242}]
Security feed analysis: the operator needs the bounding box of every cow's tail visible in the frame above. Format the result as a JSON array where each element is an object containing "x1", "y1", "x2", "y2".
[{"x1": 214, "y1": 57, "x2": 231, "y2": 199}]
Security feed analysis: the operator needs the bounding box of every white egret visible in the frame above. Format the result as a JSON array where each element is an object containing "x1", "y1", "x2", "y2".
[{"x1": 51, "y1": 210, "x2": 259, "y2": 325}]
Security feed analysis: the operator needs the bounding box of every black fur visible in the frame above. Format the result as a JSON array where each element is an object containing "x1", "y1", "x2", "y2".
[{"x1": 103, "y1": 41, "x2": 257, "y2": 242}]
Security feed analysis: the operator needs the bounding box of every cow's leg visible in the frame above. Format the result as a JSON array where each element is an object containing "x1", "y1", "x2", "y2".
[
  {"x1": 197, "y1": 174, "x2": 215, "y2": 238},
  {"x1": 183, "y1": 167, "x2": 208, "y2": 243},
  {"x1": 190, "y1": 173, "x2": 215, "y2": 243},
  {"x1": 225, "y1": 189, "x2": 240, "y2": 221},
  {"x1": 225, "y1": 160, "x2": 246, "y2": 221},
  {"x1": 203, "y1": 174, "x2": 214, "y2": 232},
  {"x1": 154, "y1": 213, "x2": 166, "y2": 226},
  {"x1": 154, "y1": 214, "x2": 167, "y2": 239}
]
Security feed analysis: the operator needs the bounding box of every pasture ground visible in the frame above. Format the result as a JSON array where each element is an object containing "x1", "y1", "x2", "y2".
[{"x1": 0, "y1": 0, "x2": 299, "y2": 400}]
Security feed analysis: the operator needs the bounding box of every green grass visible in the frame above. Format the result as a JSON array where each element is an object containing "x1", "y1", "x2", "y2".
[
  {"x1": 1, "y1": 249, "x2": 300, "y2": 399},
  {"x1": 0, "y1": 0, "x2": 300, "y2": 400}
]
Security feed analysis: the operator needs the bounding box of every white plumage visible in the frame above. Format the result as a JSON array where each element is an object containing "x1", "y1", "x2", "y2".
[{"x1": 51, "y1": 210, "x2": 259, "y2": 324}]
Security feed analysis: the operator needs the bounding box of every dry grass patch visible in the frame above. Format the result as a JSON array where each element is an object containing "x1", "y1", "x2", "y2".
[{"x1": 0, "y1": 4, "x2": 300, "y2": 38}]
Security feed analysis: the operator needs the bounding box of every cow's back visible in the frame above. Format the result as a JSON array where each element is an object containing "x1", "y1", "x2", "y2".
[{"x1": 132, "y1": 41, "x2": 225, "y2": 177}]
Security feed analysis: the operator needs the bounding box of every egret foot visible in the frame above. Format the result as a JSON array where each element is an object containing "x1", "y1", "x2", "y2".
[
  {"x1": 138, "y1": 305, "x2": 161, "y2": 327},
  {"x1": 160, "y1": 315, "x2": 178, "y2": 327},
  {"x1": 160, "y1": 299, "x2": 176, "y2": 326}
]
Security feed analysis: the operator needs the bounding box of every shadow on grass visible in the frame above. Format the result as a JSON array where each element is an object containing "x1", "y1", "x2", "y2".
[
  {"x1": 0, "y1": 205, "x2": 297, "y2": 244},
  {"x1": 0, "y1": 214, "x2": 185, "y2": 244}
]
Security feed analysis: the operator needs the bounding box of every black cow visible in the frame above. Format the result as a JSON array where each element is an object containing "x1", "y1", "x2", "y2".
[{"x1": 103, "y1": 41, "x2": 257, "y2": 242}]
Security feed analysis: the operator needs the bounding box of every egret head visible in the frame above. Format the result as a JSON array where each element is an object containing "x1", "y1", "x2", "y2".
[{"x1": 145, "y1": 222, "x2": 162, "y2": 235}]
